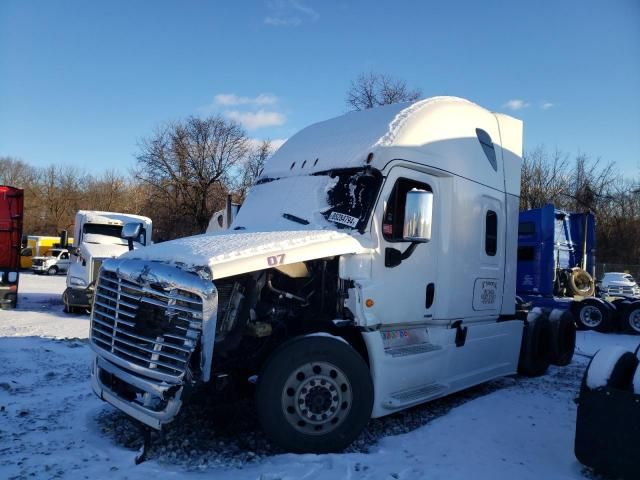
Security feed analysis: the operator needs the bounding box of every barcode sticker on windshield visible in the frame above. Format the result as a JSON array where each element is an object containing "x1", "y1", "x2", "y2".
[{"x1": 328, "y1": 211, "x2": 359, "y2": 228}]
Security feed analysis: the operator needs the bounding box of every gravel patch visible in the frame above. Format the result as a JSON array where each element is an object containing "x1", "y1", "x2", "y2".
[{"x1": 94, "y1": 360, "x2": 587, "y2": 472}]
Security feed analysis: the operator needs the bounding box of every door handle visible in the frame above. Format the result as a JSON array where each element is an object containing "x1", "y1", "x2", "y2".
[{"x1": 425, "y1": 283, "x2": 435, "y2": 309}]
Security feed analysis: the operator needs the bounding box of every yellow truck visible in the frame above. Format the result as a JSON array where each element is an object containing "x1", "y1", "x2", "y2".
[{"x1": 20, "y1": 236, "x2": 73, "y2": 269}]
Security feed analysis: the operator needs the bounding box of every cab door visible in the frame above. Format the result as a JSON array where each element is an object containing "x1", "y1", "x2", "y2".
[
  {"x1": 363, "y1": 166, "x2": 439, "y2": 326},
  {"x1": 58, "y1": 251, "x2": 71, "y2": 272}
]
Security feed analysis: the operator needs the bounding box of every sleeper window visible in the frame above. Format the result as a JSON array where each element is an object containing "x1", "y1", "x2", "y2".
[
  {"x1": 382, "y1": 178, "x2": 432, "y2": 242},
  {"x1": 485, "y1": 210, "x2": 498, "y2": 256}
]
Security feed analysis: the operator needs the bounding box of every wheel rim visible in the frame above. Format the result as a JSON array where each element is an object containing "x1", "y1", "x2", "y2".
[
  {"x1": 580, "y1": 305, "x2": 602, "y2": 328},
  {"x1": 281, "y1": 361, "x2": 352, "y2": 436},
  {"x1": 628, "y1": 309, "x2": 640, "y2": 333}
]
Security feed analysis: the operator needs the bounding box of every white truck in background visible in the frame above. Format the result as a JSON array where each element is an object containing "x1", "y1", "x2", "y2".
[
  {"x1": 89, "y1": 97, "x2": 573, "y2": 454},
  {"x1": 206, "y1": 198, "x2": 241, "y2": 233},
  {"x1": 63, "y1": 210, "x2": 152, "y2": 313}
]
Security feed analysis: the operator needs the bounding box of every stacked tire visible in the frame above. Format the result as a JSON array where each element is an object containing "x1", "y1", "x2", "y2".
[{"x1": 575, "y1": 344, "x2": 640, "y2": 479}]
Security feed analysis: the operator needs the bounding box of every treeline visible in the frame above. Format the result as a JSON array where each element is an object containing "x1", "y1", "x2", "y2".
[
  {"x1": 2, "y1": 115, "x2": 639, "y2": 265},
  {"x1": 0, "y1": 115, "x2": 271, "y2": 241},
  {"x1": 521, "y1": 147, "x2": 639, "y2": 265}
]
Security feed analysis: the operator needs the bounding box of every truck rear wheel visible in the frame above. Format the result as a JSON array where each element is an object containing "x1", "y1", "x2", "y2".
[
  {"x1": 518, "y1": 310, "x2": 552, "y2": 377},
  {"x1": 256, "y1": 335, "x2": 373, "y2": 453},
  {"x1": 575, "y1": 300, "x2": 614, "y2": 332},
  {"x1": 549, "y1": 309, "x2": 576, "y2": 366},
  {"x1": 622, "y1": 302, "x2": 640, "y2": 335}
]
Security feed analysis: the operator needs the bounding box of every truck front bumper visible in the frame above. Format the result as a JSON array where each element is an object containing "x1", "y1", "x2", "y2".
[
  {"x1": 63, "y1": 286, "x2": 93, "y2": 308},
  {"x1": 90, "y1": 351, "x2": 185, "y2": 430}
]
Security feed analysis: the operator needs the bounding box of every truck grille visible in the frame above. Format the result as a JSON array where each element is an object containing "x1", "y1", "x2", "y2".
[
  {"x1": 90, "y1": 269, "x2": 204, "y2": 378},
  {"x1": 32, "y1": 259, "x2": 43, "y2": 266},
  {"x1": 606, "y1": 285, "x2": 640, "y2": 297}
]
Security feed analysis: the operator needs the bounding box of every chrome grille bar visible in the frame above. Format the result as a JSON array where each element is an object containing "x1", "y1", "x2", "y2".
[{"x1": 90, "y1": 263, "x2": 206, "y2": 379}]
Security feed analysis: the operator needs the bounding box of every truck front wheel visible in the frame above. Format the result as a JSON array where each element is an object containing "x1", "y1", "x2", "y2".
[{"x1": 256, "y1": 335, "x2": 373, "y2": 453}]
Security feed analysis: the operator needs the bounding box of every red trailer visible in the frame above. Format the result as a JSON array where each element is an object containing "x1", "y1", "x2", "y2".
[{"x1": 0, "y1": 185, "x2": 24, "y2": 309}]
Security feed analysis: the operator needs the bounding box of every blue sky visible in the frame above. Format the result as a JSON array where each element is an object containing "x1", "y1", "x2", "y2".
[{"x1": 1, "y1": 0, "x2": 639, "y2": 176}]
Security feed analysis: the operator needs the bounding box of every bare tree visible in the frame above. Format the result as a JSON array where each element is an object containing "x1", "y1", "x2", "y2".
[
  {"x1": 0, "y1": 156, "x2": 37, "y2": 186},
  {"x1": 135, "y1": 115, "x2": 250, "y2": 238},
  {"x1": 346, "y1": 72, "x2": 422, "y2": 111},
  {"x1": 519, "y1": 146, "x2": 570, "y2": 210},
  {"x1": 236, "y1": 139, "x2": 273, "y2": 200}
]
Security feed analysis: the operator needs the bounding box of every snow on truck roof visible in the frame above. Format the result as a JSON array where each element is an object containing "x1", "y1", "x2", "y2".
[
  {"x1": 76, "y1": 210, "x2": 152, "y2": 226},
  {"x1": 262, "y1": 96, "x2": 523, "y2": 195}
]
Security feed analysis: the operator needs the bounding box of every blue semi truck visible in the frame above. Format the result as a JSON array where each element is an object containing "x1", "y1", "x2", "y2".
[{"x1": 517, "y1": 204, "x2": 640, "y2": 334}]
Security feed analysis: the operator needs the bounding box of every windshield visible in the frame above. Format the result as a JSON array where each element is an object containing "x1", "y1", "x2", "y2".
[
  {"x1": 83, "y1": 224, "x2": 123, "y2": 238},
  {"x1": 233, "y1": 168, "x2": 383, "y2": 233},
  {"x1": 83, "y1": 223, "x2": 146, "y2": 245},
  {"x1": 44, "y1": 249, "x2": 62, "y2": 257}
]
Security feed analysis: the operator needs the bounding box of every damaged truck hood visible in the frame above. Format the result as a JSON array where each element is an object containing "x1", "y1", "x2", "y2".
[{"x1": 121, "y1": 230, "x2": 371, "y2": 280}]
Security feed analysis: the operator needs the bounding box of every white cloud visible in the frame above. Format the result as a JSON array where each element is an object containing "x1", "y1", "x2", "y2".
[
  {"x1": 541, "y1": 102, "x2": 555, "y2": 110},
  {"x1": 214, "y1": 93, "x2": 278, "y2": 106},
  {"x1": 264, "y1": 16, "x2": 302, "y2": 27},
  {"x1": 227, "y1": 110, "x2": 286, "y2": 129},
  {"x1": 248, "y1": 137, "x2": 287, "y2": 151},
  {"x1": 264, "y1": 0, "x2": 319, "y2": 27},
  {"x1": 503, "y1": 99, "x2": 530, "y2": 111}
]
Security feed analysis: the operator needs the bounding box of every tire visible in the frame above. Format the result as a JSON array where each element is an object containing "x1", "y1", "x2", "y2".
[
  {"x1": 256, "y1": 335, "x2": 373, "y2": 453},
  {"x1": 549, "y1": 309, "x2": 576, "y2": 366},
  {"x1": 621, "y1": 301, "x2": 640, "y2": 335},
  {"x1": 574, "y1": 300, "x2": 614, "y2": 332},
  {"x1": 568, "y1": 268, "x2": 595, "y2": 297},
  {"x1": 0, "y1": 293, "x2": 17, "y2": 310},
  {"x1": 47, "y1": 266, "x2": 58, "y2": 275},
  {"x1": 518, "y1": 309, "x2": 553, "y2": 377},
  {"x1": 585, "y1": 348, "x2": 639, "y2": 391}
]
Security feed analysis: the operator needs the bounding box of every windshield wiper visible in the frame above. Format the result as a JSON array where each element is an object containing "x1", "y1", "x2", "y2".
[{"x1": 282, "y1": 213, "x2": 309, "y2": 225}]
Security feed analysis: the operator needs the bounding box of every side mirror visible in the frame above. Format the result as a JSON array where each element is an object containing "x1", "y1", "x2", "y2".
[
  {"x1": 403, "y1": 189, "x2": 433, "y2": 243},
  {"x1": 122, "y1": 222, "x2": 142, "y2": 251}
]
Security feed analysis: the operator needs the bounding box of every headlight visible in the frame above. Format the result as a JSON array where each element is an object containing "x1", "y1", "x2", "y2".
[{"x1": 69, "y1": 276, "x2": 87, "y2": 287}]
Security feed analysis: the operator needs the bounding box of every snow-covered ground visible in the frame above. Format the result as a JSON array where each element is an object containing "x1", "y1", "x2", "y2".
[{"x1": 1, "y1": 273, "x2": 638, "y2": 480}]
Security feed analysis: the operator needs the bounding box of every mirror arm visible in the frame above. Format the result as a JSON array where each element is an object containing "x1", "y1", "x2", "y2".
[
  {"x1": 128, "y1": 238, "x2": 134, "y2": 251},
  {"x1": 385, "y1": 241, "x2": 421, "y2": 268},
  {"x1": 401, "y1": 241, "x2": 419, "y2": 260}
]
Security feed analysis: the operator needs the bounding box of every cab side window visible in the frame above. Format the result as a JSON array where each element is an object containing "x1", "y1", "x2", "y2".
[
  {"x1": 60, "y1": 252, "x2": 69, "y2": 260},
  {"x1": 383, "y1": 178, "x2": 432, "y2": 242},
  {"x1": 485, "y1": 210, "x2": 497, "y2": 256}
]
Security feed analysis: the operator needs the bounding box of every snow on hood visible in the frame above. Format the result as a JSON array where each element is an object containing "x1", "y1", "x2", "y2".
[
  {"x1": 83, "y1": 233, "x2": 128, "y2": 246},
  {"x1": 122, "y1": 230, "x2": 370, "y2": 280},
  {"x1": 79, "y1": 241, "x2": 129, "y2": 260}
]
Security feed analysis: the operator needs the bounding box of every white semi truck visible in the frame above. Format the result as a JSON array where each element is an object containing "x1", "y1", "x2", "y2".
[
  {"x1": 89, "y1": 97, "x2": 569, "y2": 453},
  {"x1": 63, "y1": 210, "x2": 152, "y2": 313}
]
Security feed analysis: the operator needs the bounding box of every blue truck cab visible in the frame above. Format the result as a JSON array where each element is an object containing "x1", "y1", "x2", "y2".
[{"x1": 517, "y1": 204, "x2": 640, "y2": 334}]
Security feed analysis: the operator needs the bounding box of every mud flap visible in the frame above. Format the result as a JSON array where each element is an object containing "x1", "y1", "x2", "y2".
[{"x1": 574, "y1": 351, "x2": 640, "y2": 479}]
